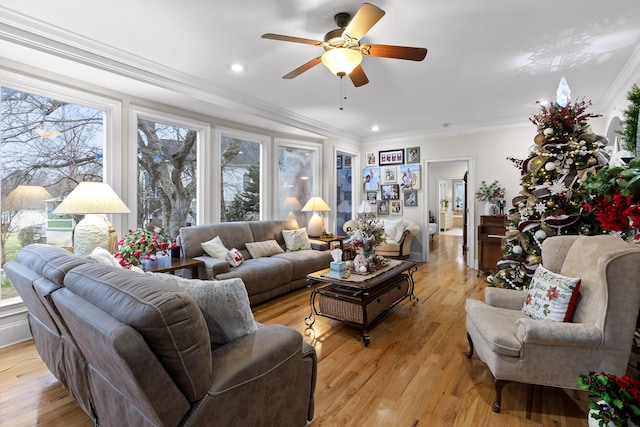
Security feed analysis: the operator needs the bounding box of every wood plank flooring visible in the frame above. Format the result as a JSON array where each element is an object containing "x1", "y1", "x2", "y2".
[{"x1": 0, "y1": 234, "x2": 591, "y2": 426}]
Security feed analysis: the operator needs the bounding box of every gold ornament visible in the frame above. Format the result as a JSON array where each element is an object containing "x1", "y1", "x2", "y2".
[
  {"x1": 546, "y1": 200, "x2": 555, "y2": 208},
  {"x1": 587, "y1": 157, "x2": 597, "y2": 165},
  {"x1": 534, "y1": 133, "x2": 546, "y2": 145}
]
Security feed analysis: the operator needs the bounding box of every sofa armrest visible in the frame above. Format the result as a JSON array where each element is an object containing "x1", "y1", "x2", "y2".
[
  {"x1": 308, "y1": 239, "x2": 330, "y2": 251},
  {"x1": 484, "y1": 287, "x2": 527, "y2": 310},
  {"x1": 516, "y1": 318, "x2": 602, "y2": 348},
  {"x1": 195, "y1": 256, "x2": 230, "y2": 279}
]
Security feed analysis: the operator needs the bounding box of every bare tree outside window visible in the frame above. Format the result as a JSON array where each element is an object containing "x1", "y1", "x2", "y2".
[
  {"x1": 1, "y1": 87, "x2": 104, "y2": 301},
  {"x1": 137, "y1": 119, "x2": 197, "y2": 237}
]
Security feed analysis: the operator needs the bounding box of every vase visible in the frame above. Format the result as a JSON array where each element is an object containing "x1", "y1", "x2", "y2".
[
  {"x1": 360, "y1": 247, "x2": 374, "y2": 260},
  {"x1": 484, "y1": 203, "x2": 496, "y2": 215}
]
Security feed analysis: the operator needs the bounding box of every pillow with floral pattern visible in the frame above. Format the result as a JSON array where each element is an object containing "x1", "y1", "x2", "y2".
[{"x1": 522, "y1": 265, "x2": 581, "y2": 322}]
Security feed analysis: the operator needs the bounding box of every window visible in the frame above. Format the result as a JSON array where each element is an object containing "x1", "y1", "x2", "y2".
[
  {"x1": 1, "y1": 87, "x2": 105, "y2": 303},
  {"x1": 136, "y1": 118, "x2": 197, "y2": 236},
  {"x1": 220, "y1": 134, "x2": 261, "y2": 222},
  {"x1": 277, "y1": 142, "x2": 320, "y2": 228}
]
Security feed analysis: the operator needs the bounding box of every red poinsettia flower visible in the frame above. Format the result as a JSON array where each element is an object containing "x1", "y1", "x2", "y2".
[{"x1": 546, "y1": 286, "x2": 559, "y2": 301}]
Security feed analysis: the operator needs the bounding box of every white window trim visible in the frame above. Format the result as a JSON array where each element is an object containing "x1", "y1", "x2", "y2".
[{"x1": 127, "y1": 105, "x2": 210, "y2": 230}]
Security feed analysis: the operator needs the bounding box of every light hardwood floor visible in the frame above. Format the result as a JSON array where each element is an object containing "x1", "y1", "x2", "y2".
[{"x1": 0, "y1": 234, "x2": 591, "y2": 426}]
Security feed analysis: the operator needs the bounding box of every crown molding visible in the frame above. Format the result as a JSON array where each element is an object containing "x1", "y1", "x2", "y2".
[{"x1": 0, "y1": 6, "x2": 361, "y2": 142}]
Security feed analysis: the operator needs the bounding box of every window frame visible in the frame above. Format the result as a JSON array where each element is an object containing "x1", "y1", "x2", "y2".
[
  {"x1": 127, "y1": 105, "x2": 210, "y2": 230},
  {"x1": 0, "y1": 69, "x2": 121, "y2": 312}
]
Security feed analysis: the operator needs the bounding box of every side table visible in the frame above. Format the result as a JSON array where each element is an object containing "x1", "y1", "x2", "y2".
[{"x1": 140, "y1": 257, "x2": 204, "y2": 279}]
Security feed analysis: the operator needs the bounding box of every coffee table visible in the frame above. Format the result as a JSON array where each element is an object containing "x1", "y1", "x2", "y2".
[{"x1": 305, "y1": 259, "x2": 418, "y2": 345}]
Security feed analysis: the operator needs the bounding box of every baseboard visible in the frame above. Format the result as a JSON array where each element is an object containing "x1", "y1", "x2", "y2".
[{"x1": 0, "y1": 307, "x2": 31, "y2": 349}]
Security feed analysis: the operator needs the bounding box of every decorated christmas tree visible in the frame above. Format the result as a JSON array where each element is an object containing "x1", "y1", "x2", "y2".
[{"x1": 488, "y1": 78, "x2": 609, "y2": 290}]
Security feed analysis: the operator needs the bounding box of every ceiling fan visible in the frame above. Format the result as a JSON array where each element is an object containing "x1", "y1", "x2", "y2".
[{"x1": 261, "y1": 3, "x2": 427, "y2": 87}]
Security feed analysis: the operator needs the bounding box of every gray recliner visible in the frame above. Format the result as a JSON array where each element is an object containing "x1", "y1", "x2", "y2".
[{"x1": 465, "y1": 235, "x2": 640, "y2": 413}]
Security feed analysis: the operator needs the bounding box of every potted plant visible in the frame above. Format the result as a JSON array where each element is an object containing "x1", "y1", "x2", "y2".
[
  {"x1": 114, "y1": 228, "x2": 176, "y2": 268},
  {"x1": 440, "y1": 197, "x2": 450, "y2": 210},
  {"x1": 578, "y1": 371, "x2": 640, "y2": 426},
  {"x1": 475, "y1": 180, "x2": 506, "y2": 215}
]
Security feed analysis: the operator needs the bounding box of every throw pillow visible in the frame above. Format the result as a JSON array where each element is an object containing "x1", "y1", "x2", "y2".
[
  {"x1": 282, "y1": 228, "x2": 312, "y2": 251},
  {"x1": 147, "y1": 273, "x2": 258, "y2": 347},
  {"x1": 201, "y1": 236, "x2": 228, "y2": 259},
  {"x1": 86, "y1": 247, "x2": 123, "y2": 268},
  {"x1": 245, "y1": 240, "x2": 285, "y2": 258},
  {"x1": 225, "y1": 248, "x2": 244, "y2": 267},
  {"x1": 522, "y1": 265, "x2": 581, "y2": 322},
  {"x1": 383, "y1": 219, "x2": 405, "y2": 242}
]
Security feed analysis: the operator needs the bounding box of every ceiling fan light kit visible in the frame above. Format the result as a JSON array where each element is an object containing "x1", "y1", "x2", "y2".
[
  {"x1": 321, "y1": 48, "x2": 362, "y2": 76},
  {"x1": 262, "y1": 2, "x2": 427, "y2": 87}
]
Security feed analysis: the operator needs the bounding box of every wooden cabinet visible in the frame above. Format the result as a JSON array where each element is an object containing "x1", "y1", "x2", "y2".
[
  {"x1": 477, "y1": 215, "x2": 506, "y2": 275},
  {"x1": 440, "y1": 210, "x2": 453, "y2": 231}
]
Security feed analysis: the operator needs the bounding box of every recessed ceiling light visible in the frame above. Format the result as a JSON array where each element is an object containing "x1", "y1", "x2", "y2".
[
  {"x1": 371, "y1": 125, "x2": 379, "y2": 132},
  {"x1": 230, "y1": 63, "x2": 244, "y2": 72}
]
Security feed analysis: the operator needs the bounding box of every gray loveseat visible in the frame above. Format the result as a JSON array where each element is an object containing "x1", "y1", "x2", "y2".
[
  {"x1": 179, "y1": 219, "x2": 332, "y2": 305},
  {"x1": 4, "y1": 244, "x2": 317, "y2": 427}
]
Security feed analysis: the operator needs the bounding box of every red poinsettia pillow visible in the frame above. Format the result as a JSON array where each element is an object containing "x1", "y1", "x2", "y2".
[{"x1": 522, "y1": 265, "x2": 581, "y2": 322}]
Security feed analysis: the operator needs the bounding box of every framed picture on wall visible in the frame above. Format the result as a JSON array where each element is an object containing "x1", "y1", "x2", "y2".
[
  {"x1": 367, "y1": 191, "x2": 377, "y2": 204},
  {"x1": 383, "y1": 166, "x2": 397, "y2": 183},
  {"x1": 366, "y1": 152, "x2": 377, "y2": 166},
  {"x1": 390, "y1": 200, "x2": 402, "y2": 215},
  {"x1": 399, "y1": 165, "x2": 421, "y2": 190},
  {"x1": 377, "y1": 200, "x2": 389, "y2": 215},
  {"x1": 379, "y1": 149, "x2": 404, "y2": 166},
  {"x1": 404, "y1": 189, "x2": 417, "y2": 207},
  {"x1": 343, "y1": 156, "x2": 352, "y2": 169},
  {"x1": 406, "y1": 147, "x2": 420, "y2": 164},
  {"x1": 381, "y1": 184, "x2": 400, "y2": 200},
  {"x1": 336, "y1": 155, "x2": 342, "y2": 169}
]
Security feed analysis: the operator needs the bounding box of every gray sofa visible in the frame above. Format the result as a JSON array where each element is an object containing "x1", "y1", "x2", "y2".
[
  {"x1": 4, "y1": 244, "x2": 317, "y2": 427},
  {"x1": 179, "y1": 220, "x2": 332, "y2": 305}
]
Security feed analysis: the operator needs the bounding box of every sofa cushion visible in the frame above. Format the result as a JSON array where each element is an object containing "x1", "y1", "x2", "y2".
[
  {"x1": 246, "y1": 240, "x2": 285, "y2": 258},
  {"x1": 148, "y1": 273, "x2": 258, "y2": 348},
  {"x1": 382, "y1": 219, "x2": 404, "y2": 241},
  {"x1": 282, "y1": 228, "x2": 312, "y2": 251},
  {"x1": 465, "y1": 298, "x2": 524, "y2": 357},
  {"x1": 16, "y1": 244, "x2": 89, "y2": 286},
  {"x1": 63, "y1": 264, "x2": 212, "y2": 402},
  {"x1": 85, "y1": 247, "x2": 122, "y2": 268},
  {"x1": 180, "y1": 222, "x2": 254, "y2": 259},
  {"x1": 215, "y1": 257, "x2": 293, "y2": 296},
  {"x1": 522, "y1": 265, "x2": 581, "y2": 322},
  {"x1": 274, "y1": 250, "x2": 332, "y2": 281},
  {"x1": 201, "y1": 236, "x2": 229, "y2": 259}
]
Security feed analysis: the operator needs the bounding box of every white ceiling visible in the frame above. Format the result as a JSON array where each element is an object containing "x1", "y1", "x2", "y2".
[{"x1": 1, "y1": 0, "x2": 640, "y2": 143}]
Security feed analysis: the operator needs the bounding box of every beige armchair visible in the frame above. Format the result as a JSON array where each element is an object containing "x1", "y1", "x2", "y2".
[
  {"x1": 465, "y1": 235, "x2": 640, "y2": 413},
  {"x1": 343, "y1": 218, "x2": 419, "y2": 259}
]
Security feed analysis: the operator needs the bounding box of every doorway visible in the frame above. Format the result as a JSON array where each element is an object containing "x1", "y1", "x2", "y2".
[{"x1": 423, "y1": 156, "x2": 475, "y2": 267}]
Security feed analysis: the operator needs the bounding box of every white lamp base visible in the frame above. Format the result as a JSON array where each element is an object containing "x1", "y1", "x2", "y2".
[
  {"x1": 73, "y1": 214, "x2": 117, "y2": 256},
  {"x1": 307, "y1": 213, "x2": 325, "y2": 237}
]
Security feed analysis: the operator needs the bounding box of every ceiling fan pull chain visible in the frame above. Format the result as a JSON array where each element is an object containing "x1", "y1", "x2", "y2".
[{"x1": 339, "y1": 76, "x2": 345, "y2": 110}]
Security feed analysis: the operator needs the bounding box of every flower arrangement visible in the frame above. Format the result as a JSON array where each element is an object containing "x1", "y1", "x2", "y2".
[
  {"x1": 347, "y1": 216, "x2": 386, "y2": 255},
  {"x1": 578, "y1": 371, "x2": 640, "y2": 426},
  {"x1": 475, "y1": 180, "x2": 506, "y2": 204},
  {"x1": 440, "y1": 197, "x2": 450, "y2": 209},
  {"x1": 114, "y1": 227, "x2": 176, "y2": 268}
]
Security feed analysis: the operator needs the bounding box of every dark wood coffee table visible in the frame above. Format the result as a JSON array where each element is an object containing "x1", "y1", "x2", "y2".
[{"x1": 305, "y1": 260, "x2": 418, "y2": 345}]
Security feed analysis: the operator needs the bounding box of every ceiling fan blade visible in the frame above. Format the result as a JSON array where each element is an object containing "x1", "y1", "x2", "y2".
[
  {"x1": 361, "y1": 44, "x2": 427, "y2": 61},
  {"x1": 343, "y1": 3, "x2": 385, "y2": 41},
  {"x1": 261, "y1": 33, "x2": 322, "y2": 46},
  {"x1": 282, "y1": 57, "x2": 322, "y2": 79},
  {"x1": 349, "y1": 65, "x2": 369, "y2": 87}
]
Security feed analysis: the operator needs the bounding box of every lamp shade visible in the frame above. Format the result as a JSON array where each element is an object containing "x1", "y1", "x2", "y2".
[
  {"x1": 4, "y1": 185, "x2": 52, "y2": 210},
  {"x1": 301, "y1": 197, "x2": 331, "y2": 212},
  {"x1": 53, "y1": 182, "x2": 130, "y2": 215},
  {"x1": 357, "y1": 201, "x2": 372, "y2": 214},
  {"x1": 321, "y1": 48, "x2": 362, "y2": 76}
]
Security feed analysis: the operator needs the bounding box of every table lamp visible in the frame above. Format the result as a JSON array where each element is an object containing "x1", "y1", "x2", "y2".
[
  {"x1": 301, "y1": 196, "x2": 331, "y2": 237},
  {"x1": 52, "y1": 182, "x2": 130, "y2": 256}
]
